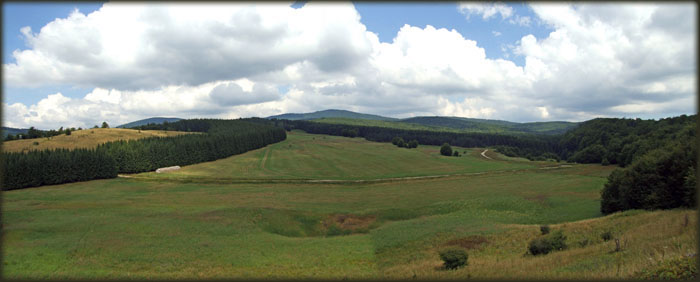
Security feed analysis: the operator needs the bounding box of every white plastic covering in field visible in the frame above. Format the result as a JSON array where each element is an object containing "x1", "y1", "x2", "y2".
[{"x1": 155, "y1": 166, "x2": 181, "y2": 173}]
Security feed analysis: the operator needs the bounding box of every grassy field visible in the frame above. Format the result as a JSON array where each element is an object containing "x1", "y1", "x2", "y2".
[
  {"x1": 1, "y1": 131, "x2": 695, "y2": 279},
  {"x1": 2, "y1": 128, "x2": 193, "y2": 153},
  {"x1": 135, "y1": 131, "x2": 536, "y2": 182}
]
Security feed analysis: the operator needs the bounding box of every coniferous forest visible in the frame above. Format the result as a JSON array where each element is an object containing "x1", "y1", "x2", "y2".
[{"x1": 2, "y1": 119, "x2": 286, "y2": 190}]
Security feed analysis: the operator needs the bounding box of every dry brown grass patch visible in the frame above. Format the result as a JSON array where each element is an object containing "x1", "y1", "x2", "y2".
[{"x1": 444, "y1": 235, "x2": 489, "y2": 250}]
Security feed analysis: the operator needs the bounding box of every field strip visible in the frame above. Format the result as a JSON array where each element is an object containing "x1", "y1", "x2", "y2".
[
  {"x1": 116, "y1": 165, "x2": 576, "y2": 185},
  {"x1": 259, "y1": 147, "x2": 271, "y2": 169}
]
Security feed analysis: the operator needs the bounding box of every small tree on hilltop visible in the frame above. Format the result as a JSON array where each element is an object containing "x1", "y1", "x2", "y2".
[{"x1": 101, "y1": 122, "x2": 109, "y2": 128}]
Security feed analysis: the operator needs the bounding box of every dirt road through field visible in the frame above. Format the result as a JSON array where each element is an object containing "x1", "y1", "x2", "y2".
[{"x1": 481, "y1": 149, "x2": 493, "y2": 160}]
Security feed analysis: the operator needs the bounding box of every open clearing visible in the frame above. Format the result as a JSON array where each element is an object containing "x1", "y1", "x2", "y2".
[
  {"x1": 2, "y1": 128, "x2": 193, "y2": 153},
  {"x1": 2, "y1": 131, "x2": 695, "y2": 279}
]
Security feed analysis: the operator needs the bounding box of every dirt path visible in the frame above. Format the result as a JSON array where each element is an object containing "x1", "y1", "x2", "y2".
[{"x1": 481, "y1": 149, "x2": 493, "y2": 160}]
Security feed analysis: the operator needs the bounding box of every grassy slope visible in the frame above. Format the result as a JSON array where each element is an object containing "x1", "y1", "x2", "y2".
[
  {"x1": 135, "y1": 131, "x2": 535, "y2": 181},
  {"x1": 2, "y1": 131, "x2": 694, "y2": 279},
  {"x1": 2, "y1": 128, "x2": 193, "y2": 153}
]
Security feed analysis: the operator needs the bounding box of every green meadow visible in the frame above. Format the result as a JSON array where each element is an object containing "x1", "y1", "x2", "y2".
[{"x1": 2, "y1": 131, "x2": 695, "y2": 279}]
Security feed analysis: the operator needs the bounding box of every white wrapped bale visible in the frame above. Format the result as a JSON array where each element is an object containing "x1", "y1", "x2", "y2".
[{"x1": 156, "y1": 166, "x2": 181, "y2": 173}]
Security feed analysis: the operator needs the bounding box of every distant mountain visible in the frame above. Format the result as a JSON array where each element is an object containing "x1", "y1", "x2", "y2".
[
  {"x1": 267, "y1": 109, "x2": 397, "y2": 121},
  {"x1": 1, "y1": 127, "x2": 28, "y2": 138},
  {"x1": 399, "y1": 116, "x2": 578, "y2": 135},
  {"x1": 117, "y1": 117, "x2": 182, "y2": 128}
]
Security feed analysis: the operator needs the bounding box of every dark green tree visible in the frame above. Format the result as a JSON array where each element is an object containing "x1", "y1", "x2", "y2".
[{"x1": 440, "y1": 143, "x2": 453, "y2": 156}]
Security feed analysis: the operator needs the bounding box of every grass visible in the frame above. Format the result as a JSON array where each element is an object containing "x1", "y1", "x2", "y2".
[
  {"x1": 1, "y1": 131, "x2": 694, "y2": 279},
  {"x1": 2, "y1": 128, "x2": 193, "y2": 153},
  {"x1": 136, "y1": 131, "x2": 538, "y2": 181}
]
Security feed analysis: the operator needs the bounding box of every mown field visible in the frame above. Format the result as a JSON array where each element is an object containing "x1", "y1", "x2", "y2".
[
  {"x1": 1, "y1": 131, "x2": 695, "y2": 279},
  {"x1": 2, "y1": 128, "x2": 193, "y2": 153},
  {"x1": 135, "y1": 131, "x2": 535, "y2": 182}
]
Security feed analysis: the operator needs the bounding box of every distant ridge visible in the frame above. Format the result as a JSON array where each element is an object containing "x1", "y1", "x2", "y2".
[
  {"x1": 266, "y1": 109, "x2": 396, "y2": 121},
  {"x1": 266, "y1": 109, "x2": 579, "y2": 135},
  {"x1": 117, "y1": 117, "x2": 182, "y2": 128},
  {"x1": 1, "y1": 127, "x2": 28, "y2": 138},
  {"x1": 398, "y1": 116, "x2": 578, "y2": 135}
]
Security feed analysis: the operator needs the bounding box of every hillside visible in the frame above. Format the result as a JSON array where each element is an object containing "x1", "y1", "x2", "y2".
[
  {"x1": 397, "y1": 116, "x2": 578, "y2": 135},
  {"x1": 2, "y1": 128, "x2": 192, "y2": 153},
  {"x1": 267, "y1": 109, "x2": 396, "y2": 121},
  {"x1": 117, "y1": 117, "x2": 182, "y2": 128},
  {"x1": 268, "y1": 109, "x2": 578, "y2": 135}
]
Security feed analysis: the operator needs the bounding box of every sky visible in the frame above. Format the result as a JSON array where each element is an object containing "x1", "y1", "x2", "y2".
[{"x1": 2, "y1": 1, "x2": 697, "y2": 130}]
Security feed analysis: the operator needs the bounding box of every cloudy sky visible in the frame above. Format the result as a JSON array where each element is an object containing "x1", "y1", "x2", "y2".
[{"x1": 2, "y1": 1, "x2": 696, "y2": 129}]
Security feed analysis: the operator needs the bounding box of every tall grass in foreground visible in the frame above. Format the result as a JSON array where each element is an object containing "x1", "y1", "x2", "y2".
[{"x1": 381, "y1": 209, "x2": 696, "y2": 279}]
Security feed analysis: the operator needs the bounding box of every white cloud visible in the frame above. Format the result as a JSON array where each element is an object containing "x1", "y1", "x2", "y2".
[
  {"x1": 458, "y1": 2, "x2": 513, "y2": 20},
  {"x1": 492, "y1": 30, "x2": 502, "y2": 37},
  {"x1": 2, "y1": 2, "x2": 696, "y2": 129},
  {"x1": 3, "y1": 2, "x2": 373, "y2": 90}
]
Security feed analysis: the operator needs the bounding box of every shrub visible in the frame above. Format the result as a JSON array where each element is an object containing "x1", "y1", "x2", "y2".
[
  {"x1": 453, "y1": 151, "x2": 460, "y2": 157},
  {"x1": 578, "y1": 238, "x2": 590, "y2": 247},
  {"x1": 408, "y1": 139, "x2": 419, "y2": 148},
  {"x1": 326, "y1": 224, "x2": 350, "y2": 236},
  {"x1": 601, "y1": 230, "x2": 613, "y2": 241},
  {"x1": 540, "y1": 225, "x2": 550, "y2": 235},
  {"x1": 528, "y1": 230, "x2": 567, "y2": 256},
  {"x1": 637, "y1": 255, "x2": 697, "y2": 280},
  {"x1": 439, "y1": 248, "x2": 468, "y2": 270},
  {"x1": 440, "y1": 143, "x2": 453, "y2": 156},
  {"x1": 65, "y1": 129, "x2": 72, "y2": 135}
]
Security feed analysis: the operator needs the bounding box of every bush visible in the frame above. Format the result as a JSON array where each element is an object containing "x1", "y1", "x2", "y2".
[
  {"x1": 453, "y1": 151, "x2": 460, "y2": 157},
  {"x1": 65, "y1": 129, "x2": 72, "y2": 135},
  {"x1": 440, "y1": 143, "x2": 453, "y2": 156},
  {"x1": 637, "y1": 255, "x2": 697, "y2": 280},
  {"x1": 439, "y1": 248, "x2": 468, "y2": 269},
  {"x1": 528, "y1": 230, "x2": 567, "y2": 255},
  {"x1": 408, "y1": 139, "x2": 419, "y2": 148},
  {"x1": 540, "y1": 225, "x2": 550, "y2": 235},
  {"x1": 601, "y1": 230, "x2": 613, "y2": 241}
]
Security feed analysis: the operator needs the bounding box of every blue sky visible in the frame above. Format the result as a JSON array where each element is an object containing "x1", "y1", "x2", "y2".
[
  {"x1": 3, "y1": 2, "x2": 104, "y2": 106},
  {"x1": 2, "y1": 2, "x2": 696, "y2": 129}
]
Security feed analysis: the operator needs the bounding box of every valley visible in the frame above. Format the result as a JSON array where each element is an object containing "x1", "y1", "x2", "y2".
[{"x1": 2, "y1": 130, "x2": 694, "y2": 279}]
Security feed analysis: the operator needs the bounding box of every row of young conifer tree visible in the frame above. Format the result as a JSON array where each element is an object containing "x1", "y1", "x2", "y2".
[{"x1": 2, "y1": 119, "x2": 286, "y2": 190}]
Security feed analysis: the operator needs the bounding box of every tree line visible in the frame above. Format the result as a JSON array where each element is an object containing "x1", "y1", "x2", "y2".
[
  {"x1": 274, "y1": 119, "x2": 560, "y2": 155},
  {"x1": 2, "y1": 119, "x2": 286, "y2": 190}
]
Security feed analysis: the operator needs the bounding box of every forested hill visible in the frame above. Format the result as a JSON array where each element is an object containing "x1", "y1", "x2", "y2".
[
  {"x1": 397, "y1": 116, "x2": 579, "y2": 135},
  {"x1": 3, "y1": 118, "x2": 286, "y2": 190},
  {"x1": 558, "y1": 114, "x2": 696, "y2": 166},
  {"x1": 117, "y1": 117, "x2": 182, "y2": 128},
  {"x1": 1, "y1": 127, "x2": 28, "y2": 138},
  {"x1": 266, "y1": 109, "x2": 397, "y2": 121}
]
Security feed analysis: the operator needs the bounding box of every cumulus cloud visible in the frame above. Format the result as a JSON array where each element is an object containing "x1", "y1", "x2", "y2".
[
  {"x1": 2, "y1": 2, "x2": 696, "y2": 129},
  {"x1": 3, "y1": 2, "x2": 373, "y2": 90},
  {"x1": 458, "y1": 2, "x2": 513, "y2": 20}
]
